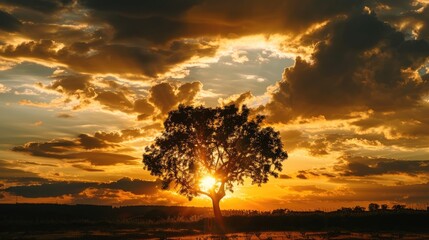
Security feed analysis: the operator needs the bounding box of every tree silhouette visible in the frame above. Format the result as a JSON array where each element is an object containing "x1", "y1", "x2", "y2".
[
  {"x1": 143, "y1": 105, "x2": 287, "y2": 231},
  {"x1": 368, "y1": 203, "x2": 380, "y2": 211}
]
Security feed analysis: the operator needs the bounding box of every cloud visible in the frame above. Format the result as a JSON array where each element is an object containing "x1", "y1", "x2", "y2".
[
  {"x1": 56, "y1": 113, "x2": 74, "y2": 118},
  {"x1": 134, "y1": 98, "x2": 155, "y2": 120},
  {"x1": 149, "y1": 81, "x2": 202, "y2": 115},
  {"x1": 266, "y1": 12, "x2": 429, "y2": 123},
  {"x1": 68, "y1": 152, "x2": 137, "y2": 166},
  {"x1": 11, "y1": 128, "x2": 146, "y2": 166},
  {"x1": 370, "y1": 1, "x2": 429, "y2": 40},
  {"x1": 71, "y1": 164, "x2": 104, "y2": 172},
  {"x1": 95, "y1": 90, "x2": 133, "y2": 112},
  {"x1": 79, "y1": 0, "x2": 199, "y2": 18},
  {"x1": 352, "y1": 106, "x2": 429, "y2": 141},
  {"x1": 46, "y1": 74, "x2": 94, "y2": 97},
  {"x1": 80, "y1": 0, "x2": 361, "y2": 43},
  {"x1": 287, "y1": 154, "x2": 429, "y2": 184},
  {"x1": 4, "y1": 181, "x2": 93, "y2": 198},
  {"x1": 218, "y1": 91, "x2": 253, "y2": 107},
  {"x1": 0, "y1": 0, "x2": 362, "y2": 81},
  {"x1": 338, "y1": 156, "x2": 429, "y2": 177},
  {"x1": 12, "y1": 141, "x2": 138, "y2": 166},
  {"x1": 0, "y1": 40, "x2": 218, "y2": 78},
  {"x1": 320, "y1": 180, "x2": 429, "y2": 204},
  {"x1": 1, "y1": 0, "x2": 74, "y2": 14},
  {"x1": 0, "y1": 160, "x2": 48, "y2": 184},
  {"x1": 0, "y1": 10, "x2": 22, "y2": 32},
  {"x1": 296, "y1": 173, "x2": 308, "y2": 180},
  {"x1": 78, "y1": 133, "x2": 114, "y2": 149},
  {"x1": 0, "y1": 83, "x2": 11, "y2": 93},
  {"x1": 34, "y1": 72, "x2": 203, "y2": 119},
  {"x1": 3, "y1": 177, "x2": 160, "y2": 198},
  {"x1": 279, "y1": 174, "x2": 292, "y2": 179}
]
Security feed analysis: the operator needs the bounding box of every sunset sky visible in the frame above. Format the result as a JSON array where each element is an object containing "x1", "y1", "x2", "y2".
[{"x1": 1, "y1": 0, "x2": 429, "y2": 211}]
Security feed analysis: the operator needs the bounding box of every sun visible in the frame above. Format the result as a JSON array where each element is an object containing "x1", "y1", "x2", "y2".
[{"x1": 199, "y1": 175, "x2": 217, "y2": 192}]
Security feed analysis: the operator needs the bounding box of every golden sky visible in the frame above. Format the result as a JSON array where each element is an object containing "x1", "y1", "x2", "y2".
[{"x1": 0, "y1": 0, "x2": 429, "y2": 210}]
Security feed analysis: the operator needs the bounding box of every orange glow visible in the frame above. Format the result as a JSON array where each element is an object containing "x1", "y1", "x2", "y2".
[{"x1": 199, "y1": 175, "x2": 217, "y2": 192}]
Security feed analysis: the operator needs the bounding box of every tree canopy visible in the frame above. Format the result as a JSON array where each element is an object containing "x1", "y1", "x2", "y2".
[{"x1": 143, "y1": 104, "x2": 287, "y2": 202}]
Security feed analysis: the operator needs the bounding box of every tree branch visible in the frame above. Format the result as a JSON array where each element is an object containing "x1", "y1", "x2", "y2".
[{"x1": 196, "y1": 190, "x2": 211, "y2": 198}]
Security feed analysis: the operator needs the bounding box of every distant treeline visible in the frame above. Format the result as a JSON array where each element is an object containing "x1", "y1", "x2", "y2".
[{"x1": 0, "y1": 203, "x2": 428, "y2": 233}]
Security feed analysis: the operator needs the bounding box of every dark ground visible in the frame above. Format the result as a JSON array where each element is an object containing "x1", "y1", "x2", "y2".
[{"x1": 1, "y1": 204, "x2": 429, "y2": 239}]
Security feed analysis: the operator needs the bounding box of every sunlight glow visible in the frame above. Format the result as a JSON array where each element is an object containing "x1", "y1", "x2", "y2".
[{"x1": 199, "y1": 175, "x2": 217, "y2": 192}]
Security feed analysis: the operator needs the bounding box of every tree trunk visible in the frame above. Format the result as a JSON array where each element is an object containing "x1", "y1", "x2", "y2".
[{"x1": 211, "y1": 196, "x2": 225, "y2": 233}]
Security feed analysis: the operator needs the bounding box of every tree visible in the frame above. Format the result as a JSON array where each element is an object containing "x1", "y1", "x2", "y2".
[
  {"x1": 368, "y1": 203, "x2": 380, "y2": 211},
  {"x1": 353, "y1": 206, "x2": 365, "y2": 212},
  {"x1": 392, "y1": 204, "x2": 406, "y2": 211},
  {"x1": 143, "y1": 105, "x2": 288, "y2": 231}
]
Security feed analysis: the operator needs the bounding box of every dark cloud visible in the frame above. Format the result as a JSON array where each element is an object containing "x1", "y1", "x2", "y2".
[
  {"x1": 296, "y1": 173, "x2": 308, "y2": 180},
  {"x1": 11, "y1": 127, "x2": 147, "y2": 167},
  {"x1": 41, "y1": 73, "x2": 131, "y2": 111},
  {"x1": 56, "y1": 113, "x2": 74, "y2": 118},
  {"x1": 78, "y1": 134, "x2": 114, "y2": 149},
  {"x1": 219, "y1": 91, "x2": 253, "y2": 107},
  {"x1": 3, "y1": 177, "x2": 160, "y2": 198},
  {"x1": 12, "y1": 139, "x2": 78, "y2": 155},
  {"x1": 266, "y1": 12, "x2": 429, "y2": 122},
  {"x1": 5, "y1": 181, "x2": 93, "y2": 198},
  {"x1": 279, "y1": 174, "x2": 292, "y2": 179},
  {"x1": 402, "y1": 6, "x2": 429, "y2": 40},
  {"x1": 46, "y1": 74, "x2": 94, "y2": 97},
  {"x1": 149, "y1": 81, "x2": 202, "y2": 115},
  {"x1": 291, "y1": 155, "x2": 429, "y2": 182},
  {"x1": 0, "y1": 40, "x2": 218, "y2": 77},
  {"x1": 352, "y1": 106, "x2": 429, "y2": 141},
  {"x1": 94, "y1": 90, "x2": 133, "y2": 112},
  {"x1": 79, "y1": 0, "x2": 361, "y2": 43},
  {"x1": 12, "y1": 141, "x2": 138, "y2": 166},
  {"x1": 280, "y1": 131, "x2": 348, "y2": 156},
  {"x1": 94, "y1": 128, "x2": 143, "y2": 143},
  {"x1": 134, "y1": 98, "x2": 156, "y2": 120},
  {"x1": 99, "y1": 177, "x2": 159, "y2": 195},
  {"x1": 79, "y1": 0, "x2": 199, "y2": 17},
  {"x1": 0, "y1": 160, "x2": 48, "y2": 184},
  {"x1": 0, "y1": 10, "x2": 22, "y2": 32},
  {"x1": 339, "y1": 156, "x2": 429, "y2": 177},
  {"x1": 71, "y1": 164, "x2": 104, "y2": 172},
  {"x1": 0, "y1": 0, "x2": 74, "y2": 14},
  {"x1": 68, "y1": 152, "x2": 137, "y2": 166},
  {"x1": 37, "y1": 72, "x2": 203, "y2": 119},
  {"x1": 369, "y1": 1, "x2": 429, "y2": 41}
]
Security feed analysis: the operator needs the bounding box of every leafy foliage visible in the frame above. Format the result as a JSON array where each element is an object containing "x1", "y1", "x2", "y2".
[{"x1": 143, "y1": 105, "x2": 287, "y2": 200}]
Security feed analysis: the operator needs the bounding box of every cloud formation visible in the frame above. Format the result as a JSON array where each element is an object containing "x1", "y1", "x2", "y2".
[
  {"x1": 0, "y1": 39, "x2": 218, "y2": 77},
  {"x1": 0, "y1": 10, "x2": 21, "y2": 32},
  {"x1": 3, "y1": 177, "x2": 160, "y2": 198},
  {"x1": 11, "y1": 128, "x2": 146, "y2": 167},
  {"x1": 266, "y1": 12, "x2": 429, "y2": 122},
  {"x1": 338, "y1": 156, "x2": 429, "y2": 177}
]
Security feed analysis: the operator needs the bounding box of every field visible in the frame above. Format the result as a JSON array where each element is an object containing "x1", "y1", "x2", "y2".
[{"x1": 1, "y1": 204, "x2": 429, "y2": 239}]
